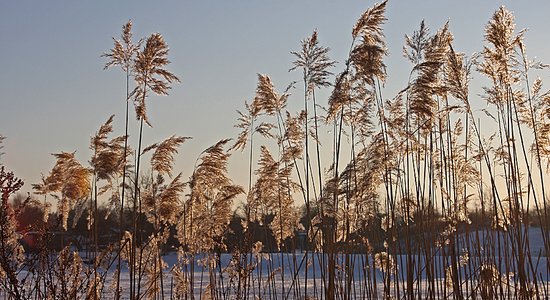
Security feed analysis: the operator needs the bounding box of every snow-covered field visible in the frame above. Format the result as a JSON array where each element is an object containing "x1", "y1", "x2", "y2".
[
  {"x1": 108, "y1": 227, "x2": 550, "y2": 299},
  {"x1": 104, "y1": 251, "x2": 550, "y2": 299},
  {"x1": 4, "y1": 227, "x2": 549, "y2": 299}
]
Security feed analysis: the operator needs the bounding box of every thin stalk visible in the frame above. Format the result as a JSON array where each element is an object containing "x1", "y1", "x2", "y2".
[
  {"x1": 116, "y1": 68, "x2": 131, "y2": 300},
  {"x1": 132, "y1": 117, "x2": 144, "y2": 300}
]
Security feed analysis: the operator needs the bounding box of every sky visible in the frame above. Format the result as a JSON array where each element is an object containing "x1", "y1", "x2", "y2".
[{"x1": 1, "y1": 1, "x2": 550, "y2": 198}]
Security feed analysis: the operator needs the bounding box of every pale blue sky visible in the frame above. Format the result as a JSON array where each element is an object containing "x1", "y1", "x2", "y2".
[{"x1": 1, "y1": 1, "x2": 550, "y2": 194}]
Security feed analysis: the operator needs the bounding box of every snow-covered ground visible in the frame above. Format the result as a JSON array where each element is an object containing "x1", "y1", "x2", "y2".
[{"x1": 5, "y1": 227, "x2": 550, "y2": 299}]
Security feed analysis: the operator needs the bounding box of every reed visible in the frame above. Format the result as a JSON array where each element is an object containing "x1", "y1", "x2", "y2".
[{"x1": 103, "y1": 21, "x2": 140, "y2": 299}]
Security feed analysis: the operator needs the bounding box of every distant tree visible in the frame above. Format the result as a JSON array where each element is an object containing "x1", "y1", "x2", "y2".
[{"x1": 11, "y1": 193, "x2": 46, "y2": 232}]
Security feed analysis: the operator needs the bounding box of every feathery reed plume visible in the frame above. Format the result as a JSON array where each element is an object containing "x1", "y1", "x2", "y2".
[
  {"x1": 231, "y1": 101, "x2": 276, "y2": 153},
  {"x1": 352, "y1": 0, "x2": 387, "y2": 40},
  {"x1": 86, "y1": 273, "x2": 104, "y2": 300},
  {"x1": 290, "y1": 30, "x2": 335, "y2": 95},
  {"x1": 529, "y1": 79, "x2": 550, "y2": 167},
  {"x1": 90, "y1": 115, "x2": 127, "y2": 182},
  {"x1": 43, "y1": 152, "x2": 91, "y2": 230},
  {"x1": 232, "y1": 75, "x2": 290, "y2": 150},
  {"x1": 477, "y1": 7, "x2": 524, "y2": 107},
  {"x1": 341, "y1": 133, "x2": 385, "y2": 234},
  {"x1": 133, "y1": 33, "x2": 180, "y2": 126},
  {"x1": 254, "y1": 74, "x2": 288, "y2": 116},
  {"x1": 445, "y1": 45, "x2": 472, "y2": 104},
  {"x1": 484, "y1": 6, "x2": 523, "y2": 79},
  {"x1": 180, "y1": 139, "x2": 244, "y2": 253},
  {"x1": 408, "y1": 22, "x2": 453, "y2": 131},
  {"x1": 403, "y1": 20, "x2": 430, "y2": 65},
  {"x1": 141, "y1": 135, "x2": 189, "y2": 229},
  {"x1": 282, "y1": 111, "x2": 306, "y2": 162},
  {"x1": 384, "y1": 92, "x2": 406, "y2": 140},
  {"x1": 248, "y1": 146, "x2": 300, "y2": 247},
  {"x1": 350, "y1": 0, "x2": 388, "y2": 85},
  {"x1": 230, "y1": 101, "x2": 266, "y2": 152},
  {"x1": 174, "y1": 140, "x2": 243, "y2": 298},
  {"x1": 103, "y1": 20, "x2": 141, "y2": 73},
  {"x1": 320, "y1": 3, "x2": 391, "y2": 298},
  {"x1": 142, "y1": 135, "x2": 191, "y2": 178},
  {"x1": 326, "y1": 72, "x2": 351, "y2": 122},
  {"x1": 248, "y1": 146, "x2": 278, "y2": 222},
  {"x1": 158, "y1": 173, "x2": 185, "y2": 225},
  {"x1": 142, "y1": 172, "x2": 186, "y2": 226}
]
